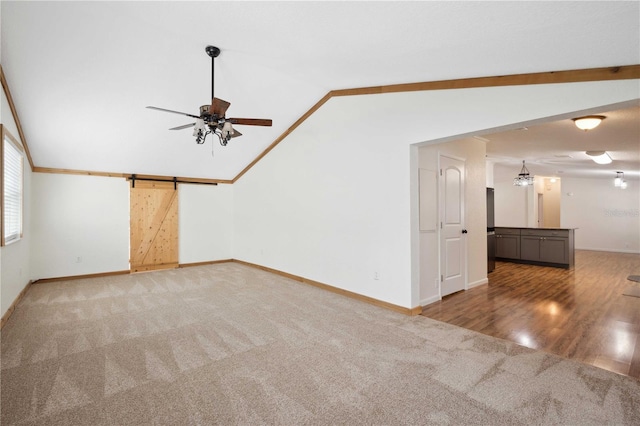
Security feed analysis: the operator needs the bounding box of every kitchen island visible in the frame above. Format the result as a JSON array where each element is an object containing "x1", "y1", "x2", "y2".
[{"x1": 495, "y1": 227, "x2": 575, "y2": 269}]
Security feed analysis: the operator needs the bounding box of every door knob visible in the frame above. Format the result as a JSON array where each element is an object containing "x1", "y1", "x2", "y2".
[{"x1": 462, "y1": 229, "x2": 468, "y2": 234}]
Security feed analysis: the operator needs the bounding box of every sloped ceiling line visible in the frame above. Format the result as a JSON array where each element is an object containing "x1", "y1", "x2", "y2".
[
  {"x1": 5, "y1": 65, "x2": 639, "y2": 184},
  {"x1": 234, "y1": 64, "x2": 639, "y2": 183},
  {"x1": 329, "y1": 65, "x2": 640, "y2": 97},
  {"x1": 1, "y1": 64, "x2": 34, "y2": 170}
]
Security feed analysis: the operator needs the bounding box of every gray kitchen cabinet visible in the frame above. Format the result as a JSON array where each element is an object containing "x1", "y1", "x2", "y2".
[
  {"x1": 495, "y1": 228, "x2": 520, "y2": 260},
  {"x1": 540, "y1": 237, "x2": 569, "y2": 264},
  {"x1": 495, "y1": 227, "x2": 575, "y2": 268},
  {"x1": 520, "y1": 236, "x2": 541, "y2": 261}
]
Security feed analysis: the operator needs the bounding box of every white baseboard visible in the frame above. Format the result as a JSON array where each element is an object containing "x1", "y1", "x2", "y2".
[
  {"x1": 468, "y1": 278, "x2": 488, "y2": 289},
  {"x1": 577, "y1": 247, "x2": 640, "y2": 254},
  {"x1": 420, "y1": 278, "x2": 488, "y2": 307},
  {"x1": 420, "y1": 295, "x2": 441, "y2": 307}
]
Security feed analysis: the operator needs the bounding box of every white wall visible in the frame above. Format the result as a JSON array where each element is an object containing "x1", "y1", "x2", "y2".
[
  {"x1": 30, "y1": 175, "x2": 236, "y2": 281},
  {"x1": 234, "y1": 99, "x2": 413, "y2": 308},
  {"x1": 179, "y1": 183, "x2": 233, "y2": 263},
  {"x1": 541, "y1": 178, "x2": 561, "y2": 228},
  {"x1": 494, "y1": 165, "x2": 529, "y2": 227},
  {"x1": 0, "y1": 169, "x2": 31, "y2": 317},
  {"x1": 562, "y1": 176, "x2": 640, "y2": 253},
  {"x1": 30, "y1": 173, "x2": 130, "y2": 279},
  {"x1": 234, "y1": 79, "x2": 639, "y2": 309},
  {"x1": 1, "y1": 86, "x2": 32, "y2": 317},
  {"x1": 494, "y1": 170, "x2": 639, "y2": 253},
  {"x1": 486, "y1": 160, "x2": 495, "y2": 188}
]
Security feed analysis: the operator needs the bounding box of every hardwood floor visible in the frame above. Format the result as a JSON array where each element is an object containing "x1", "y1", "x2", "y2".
[{"x1": 421, "y1": 250, "x2": 640, "y2": 379}]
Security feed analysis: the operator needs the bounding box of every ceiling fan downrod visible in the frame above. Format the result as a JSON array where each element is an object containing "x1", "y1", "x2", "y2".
[{"x1": 205, "y1": 45, "x2": 220, "y2": 103}]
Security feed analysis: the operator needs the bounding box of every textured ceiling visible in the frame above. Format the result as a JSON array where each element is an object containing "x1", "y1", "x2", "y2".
[{"x1": 2, "y1": 1, "x2": 639, "y2": 180}]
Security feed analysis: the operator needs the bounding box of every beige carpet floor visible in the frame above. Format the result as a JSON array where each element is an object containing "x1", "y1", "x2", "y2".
[{"x1": 1, "y1": 262, "x2": 639, "y2": 425}]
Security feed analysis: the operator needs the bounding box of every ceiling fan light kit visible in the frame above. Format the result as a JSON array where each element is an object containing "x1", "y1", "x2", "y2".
[
  {"x1": 147, "y1": 45, "x2": 272, "y2": 147},
  {"x1": 572, "y1": 115, "x2": 605, "y2": 131}
]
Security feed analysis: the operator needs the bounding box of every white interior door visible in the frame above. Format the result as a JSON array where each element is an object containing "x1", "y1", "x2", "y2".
[{"x1": 439, "y1": 155, "x2": 466, "y2": 297}]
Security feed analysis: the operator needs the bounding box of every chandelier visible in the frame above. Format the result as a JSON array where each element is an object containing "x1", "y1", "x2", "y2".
[{"x1": 513, "y1": 161, "x2": 535, "y2": 186}]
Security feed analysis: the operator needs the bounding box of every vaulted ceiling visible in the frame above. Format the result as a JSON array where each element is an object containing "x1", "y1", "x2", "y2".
[{"x1": 2, "y1": 2, "x2": 639, "y2": 182}]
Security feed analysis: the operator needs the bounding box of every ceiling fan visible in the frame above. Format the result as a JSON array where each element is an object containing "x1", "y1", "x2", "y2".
[{"x1": 147, "y1": 45, "x2": 272, "y2": 146}]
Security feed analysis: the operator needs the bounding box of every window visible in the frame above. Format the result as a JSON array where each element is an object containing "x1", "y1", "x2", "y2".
[{"x1": 2, "y1": 126, "x2": 24, "y2": 245}]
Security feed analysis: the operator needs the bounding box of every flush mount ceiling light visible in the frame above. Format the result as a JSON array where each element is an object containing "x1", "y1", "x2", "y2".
[
  {"x1": 572, "y1": 115, "x2": 605, "y2": 131},
  {"x1": 585, "y1": 150, "x2": 612, "y2": 164},
  {"x1": 513, "y1": 160, "x2": 535, "y2": 186}
]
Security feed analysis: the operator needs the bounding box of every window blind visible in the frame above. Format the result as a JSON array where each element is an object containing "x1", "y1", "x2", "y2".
[{"x1": 3, "y1": 137, "x2": 23, "y2": 244}]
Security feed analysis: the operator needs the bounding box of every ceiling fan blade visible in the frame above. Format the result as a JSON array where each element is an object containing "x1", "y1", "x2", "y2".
[
  {"x1": 147, "y1": 106, "x2": 199, "y2": 119},
  {"x1": 169, "y1": 123, "x2": 196, "y2": 130},
  {"x1": 228, "y1": 118, "x2": 273, "y2": 127},
  {"x1": 210, "y1": 97, "x2": 231, "y2": 116}
]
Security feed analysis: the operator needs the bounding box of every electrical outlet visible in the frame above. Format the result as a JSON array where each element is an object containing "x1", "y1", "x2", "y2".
[
  {"x1": 434, "y1": 278, "x2": 439, "y2": 288},
  {"x1": 76, "y1": 256, "x2": 82, "y2": 263},
  {"x1": 374, "y1": 271, "x2": 380, "y2": 280}
]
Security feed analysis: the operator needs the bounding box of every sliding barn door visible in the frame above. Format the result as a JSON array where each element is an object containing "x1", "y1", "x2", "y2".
[{"x1": 130, "y1": 180, "x2": 179, "y2": 273}]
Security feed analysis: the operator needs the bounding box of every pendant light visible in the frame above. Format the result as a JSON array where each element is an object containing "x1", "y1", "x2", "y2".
[
  {"x1": 513, "y1": 161, "x2": 535, "y2": 186},
  {"x1": 614, "y1": 171, "x2": 628, "y2": 189},
  {"x1": 614, "y1": 171, "x2": 623, "y2": 187}
]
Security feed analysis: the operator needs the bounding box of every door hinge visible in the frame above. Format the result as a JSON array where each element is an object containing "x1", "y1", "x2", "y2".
[
  {"x1": 440, "y1": 169, "x2": 442, "y2": 176},
  {"x1": 440, "y1": 275, "x2": 443, "y2": 282},
  {"x1": 440, "y1": 222, "x2": 443, "y2": 229}
]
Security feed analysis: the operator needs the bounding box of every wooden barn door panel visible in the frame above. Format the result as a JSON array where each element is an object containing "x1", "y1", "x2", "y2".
[{"x1": 130, "y1": 181, "x2": 178, "y2": 273}]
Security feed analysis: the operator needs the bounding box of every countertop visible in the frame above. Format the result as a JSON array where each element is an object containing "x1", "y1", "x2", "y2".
[{"x1": 495, "y1": 226, "x2": 577, "y2": 231}]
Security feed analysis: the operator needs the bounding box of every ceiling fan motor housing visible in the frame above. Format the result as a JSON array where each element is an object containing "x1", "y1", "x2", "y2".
[
  {"x1": 200, "y1": 105, "x2": 213, "y2": 118},
  {"x1": 205, "y1": 45, "x2": 220, "y2": 58}
]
